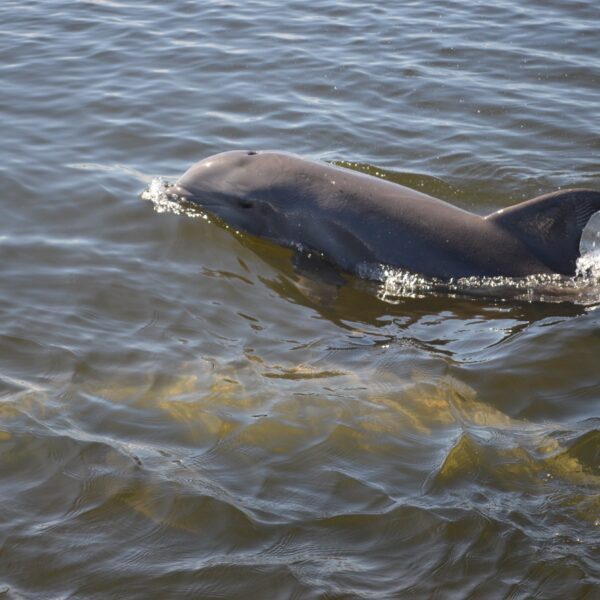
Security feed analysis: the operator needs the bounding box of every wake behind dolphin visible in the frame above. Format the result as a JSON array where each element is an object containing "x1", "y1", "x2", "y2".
[{"x1": 164, "y1": 150, "x2": 600, "y2": 281}]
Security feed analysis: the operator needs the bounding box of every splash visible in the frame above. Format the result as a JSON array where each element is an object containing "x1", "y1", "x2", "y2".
[
  {"x1": 364, "y1": 247, "x2": 600, "y2": 306},
  {"x1": 362, "y1": 220, "x2": 600, "y2": 304},
  {"x1": 141, "y1": 177, "x2": 208, "y2": 219},
  {"x1": 575, "y1": 248, "x2": 600, "y2": 280}
]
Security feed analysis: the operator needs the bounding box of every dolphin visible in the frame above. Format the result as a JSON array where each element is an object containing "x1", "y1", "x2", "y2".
[{"x1": 167, "y1": 150, "x2": 600, "y2": 280}]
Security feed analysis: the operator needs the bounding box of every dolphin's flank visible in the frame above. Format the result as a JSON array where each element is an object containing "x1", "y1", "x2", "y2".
[{"x1": 168, "y1": 150, "x2": 600, "y2": 280}]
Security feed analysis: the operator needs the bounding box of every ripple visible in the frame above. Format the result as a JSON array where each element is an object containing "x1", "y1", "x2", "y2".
[{"x1": 2, "y1": 0, "x2": 600, "y2": 597}]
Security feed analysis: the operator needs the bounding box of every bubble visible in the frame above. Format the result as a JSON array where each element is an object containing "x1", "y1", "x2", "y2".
[{"x1": 141, "y1": 178, "x2": 205, "y2": 219}]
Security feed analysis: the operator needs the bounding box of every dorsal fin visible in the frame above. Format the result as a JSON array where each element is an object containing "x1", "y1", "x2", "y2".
[{"x1": 486, "y1": 189, "x2": 600, "y2": 275}]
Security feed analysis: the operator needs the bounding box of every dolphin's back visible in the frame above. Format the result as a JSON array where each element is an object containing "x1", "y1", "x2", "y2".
[{"x1": 311, "y1": 160, "x2": 600, "y2": 278}]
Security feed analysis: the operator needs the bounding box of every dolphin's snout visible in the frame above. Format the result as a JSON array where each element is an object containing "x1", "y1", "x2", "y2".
[{"x1": 165, "y1": 183, "x2": 192, "y2": 201}]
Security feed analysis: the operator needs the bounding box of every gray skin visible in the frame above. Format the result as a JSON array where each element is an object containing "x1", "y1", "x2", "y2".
[{"x1": 169, "y1": 150, "x2": 600, "y2": 280}]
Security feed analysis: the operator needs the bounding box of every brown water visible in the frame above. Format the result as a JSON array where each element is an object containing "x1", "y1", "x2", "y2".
[{"x1": 1, "y1": 1, "x2": 599, "y2": 598}]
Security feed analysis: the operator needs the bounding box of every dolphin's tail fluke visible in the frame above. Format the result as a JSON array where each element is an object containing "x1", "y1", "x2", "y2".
[{"x1": 486, "y1": 189, "x2": 600, "y2": 275}]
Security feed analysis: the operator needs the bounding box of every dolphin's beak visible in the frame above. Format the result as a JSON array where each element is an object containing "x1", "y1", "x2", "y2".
[
  {"x1": 165, "y1": 182, "x2": 223, "y2": 213},
  {"x1": 166, "y1": 183, "x2": 192, "y2": 201}
]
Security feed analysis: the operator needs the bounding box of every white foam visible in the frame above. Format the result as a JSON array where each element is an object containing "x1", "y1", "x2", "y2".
[
  {"x1": 141, "y1": 177, "x2": 207, "y2": 219},
  {"x1": 576, "y1": 248, "x2": 600, "y2": 280},
  {"x1": 376, "y1": 251, "x2": 600, "y2": 305}
]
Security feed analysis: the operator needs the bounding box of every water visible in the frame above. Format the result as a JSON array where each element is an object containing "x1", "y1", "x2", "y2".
[{"x1": 1, "y1": 1, "x2": 599, "y2": 598}]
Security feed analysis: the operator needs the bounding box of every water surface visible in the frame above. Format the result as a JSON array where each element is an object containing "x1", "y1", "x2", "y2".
[{"x1": 1, "y1": 1, "x2": 599, "y2": 598}]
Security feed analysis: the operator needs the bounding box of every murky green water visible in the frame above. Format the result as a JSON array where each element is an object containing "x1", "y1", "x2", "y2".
[{"x1": 1, "y1": 1, "x2": 599, "y2": 598}]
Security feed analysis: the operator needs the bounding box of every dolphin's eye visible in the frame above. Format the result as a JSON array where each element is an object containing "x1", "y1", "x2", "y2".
[{"x1": 239, "y1": 198, "x2": 254, "y2": 209}]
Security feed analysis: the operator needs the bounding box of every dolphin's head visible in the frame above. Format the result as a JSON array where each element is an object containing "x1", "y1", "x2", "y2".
[{"x1": 169, "y1": 150, "x2": 314, "y2": 243}]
